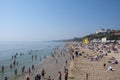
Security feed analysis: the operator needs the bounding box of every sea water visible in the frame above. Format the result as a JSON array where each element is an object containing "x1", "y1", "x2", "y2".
[{"x1": 0, "y1": 41, "x2": 65, "y2": 80}]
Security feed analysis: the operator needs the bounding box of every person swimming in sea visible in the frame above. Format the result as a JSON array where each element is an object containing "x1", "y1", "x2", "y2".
[{"x1": 15, "y1": 69, "x2": 17, "y2": 75}]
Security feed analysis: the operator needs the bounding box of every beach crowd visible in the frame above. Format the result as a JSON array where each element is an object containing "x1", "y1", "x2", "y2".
[{"x1": 1, "y1": 41, "x2": 120, "y2": 80}]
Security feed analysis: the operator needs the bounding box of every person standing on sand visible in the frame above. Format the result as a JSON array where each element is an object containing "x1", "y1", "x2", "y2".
[
  {"x1": 72, "y1": 55, "x2": 74, "y2": 60},
  {"x1": 26, "y1": 77, "x2": 30, "y2": 80},
  {"x1": 103, "y1": 63, "x2": 106, "y2": 67},
  {"x1": 64, "y1": 69, "x2": 68, "y2": 80},
  {"x1": 86, "y1": 73, "x2": 88, "y2": 80},
  {"x1": 65, "y1": 60, "x2": 68, "y2": 65},
  {"x1": 41, "y1": 69, "x2": 46, "y2": 78},
  {"x1": 38, "y1": 74, "x2": 41, "y2": 80},
  {"x1": 56, "y1": 59, "x2": 58, "y2": 63},
  {"x1": 58, "y1": 71, "x2": 62, "y2": 80}
]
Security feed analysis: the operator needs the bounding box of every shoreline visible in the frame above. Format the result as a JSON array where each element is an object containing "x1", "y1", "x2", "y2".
[
  {"x1": 2, "y1": 41, "x2": 120, "y2": 80},
  {"x1": 0, "y1": 42, "x2": 66, "y2": 80},
  {"x1": 16, "y1": 45, "x2": 71, "y2": 80}
]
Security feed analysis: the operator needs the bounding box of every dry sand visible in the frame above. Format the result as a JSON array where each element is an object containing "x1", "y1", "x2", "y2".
[{"x1": 67, "y1": 42, "x2": 120, "y2": 80}]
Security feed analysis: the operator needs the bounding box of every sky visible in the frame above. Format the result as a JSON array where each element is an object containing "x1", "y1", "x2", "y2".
[{"x1": 0, "y1": 0, "x2": 120, "y2": 41}]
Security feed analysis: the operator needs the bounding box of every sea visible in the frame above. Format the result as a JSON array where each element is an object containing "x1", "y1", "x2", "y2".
[{"x1": 0, "y1": 41, "x2": 65, "y2": 80}]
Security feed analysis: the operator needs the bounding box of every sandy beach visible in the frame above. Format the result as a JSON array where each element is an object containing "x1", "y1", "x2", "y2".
[
  {"x1": 67, "y1": 42, "x2": 120, "y2": 80},
  {"x1": 3, "y1": 42, "x2": 120, "y2": 80}
]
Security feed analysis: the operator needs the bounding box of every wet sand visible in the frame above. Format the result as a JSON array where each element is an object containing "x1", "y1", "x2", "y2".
[{"x1": 16, "y1": 48, "x2": 70, "y2": 80}]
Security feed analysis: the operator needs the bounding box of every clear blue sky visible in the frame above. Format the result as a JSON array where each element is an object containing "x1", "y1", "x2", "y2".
[{"x1": 0, "y1": 0, "x2": 120, "y2": 41}]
